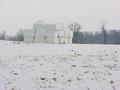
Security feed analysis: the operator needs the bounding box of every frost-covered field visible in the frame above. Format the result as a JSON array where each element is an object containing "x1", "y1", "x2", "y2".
[{"x1": 0, "y1": 41, "x2": 120, "y2": 90}]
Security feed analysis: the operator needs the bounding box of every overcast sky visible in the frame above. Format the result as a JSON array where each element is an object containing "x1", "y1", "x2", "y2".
[{"x1": 0, "y1": 0, "x2": 120, "y2": 35}]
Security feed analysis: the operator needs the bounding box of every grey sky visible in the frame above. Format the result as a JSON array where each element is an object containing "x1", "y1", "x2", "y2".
[{"x1": 0, "y1": 0, "x2": 120, "y2": 35}]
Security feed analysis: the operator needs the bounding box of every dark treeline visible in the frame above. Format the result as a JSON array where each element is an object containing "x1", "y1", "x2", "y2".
[{"x1": 73, "y1": 30, "x2": 120, "y2": 44}]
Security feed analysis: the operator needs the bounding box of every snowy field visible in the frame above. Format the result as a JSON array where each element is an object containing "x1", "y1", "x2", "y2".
[{"x1": 0, "y1": 40, "x2": 120, "y2": 90}]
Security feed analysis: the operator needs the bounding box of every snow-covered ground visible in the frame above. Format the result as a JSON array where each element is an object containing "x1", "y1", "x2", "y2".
[{"x1": 0, "y1": 40, "x2": 120, "y2": 90}]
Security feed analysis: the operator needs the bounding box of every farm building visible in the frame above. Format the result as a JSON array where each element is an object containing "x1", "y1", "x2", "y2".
[{"x1": 23, "y1": 21, "x2": 73, "y2": 44}]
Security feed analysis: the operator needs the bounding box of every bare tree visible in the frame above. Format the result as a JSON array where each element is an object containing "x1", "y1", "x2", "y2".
[
  {"x1": 68, "y1": 22, "x2": 82, "y2": 32},
  {"x1": 17, "y1": 29, "x2": 24, "y2": 41},
  {"x1": 68, "y1": 22, "x2": 82, "y2": 43},
  {"x1": 99, "y1": 23, "x2": 108, "y2": 44},
  {"x1": 0, "y1": 31, "x2": 6, "y2": 40}
]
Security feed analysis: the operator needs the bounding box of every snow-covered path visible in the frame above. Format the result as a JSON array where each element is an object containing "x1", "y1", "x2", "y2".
[{"x1": 0, "y1": 41, "x2": 120, "y2": 90}]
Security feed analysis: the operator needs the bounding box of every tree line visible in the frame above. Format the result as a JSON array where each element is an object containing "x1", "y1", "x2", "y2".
[
  {"x1": 0, "y1": 29, "x2": 24, "y2": 41},
  {"x1": 0, "y1": 22, "x2": 120, "y2": 44},
  {"x1": 71, "y1": 30, "x2": 120, "y2": 44},
  {"x1": 69, "y1": 22, "x2": 120, "y2": 44}
]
